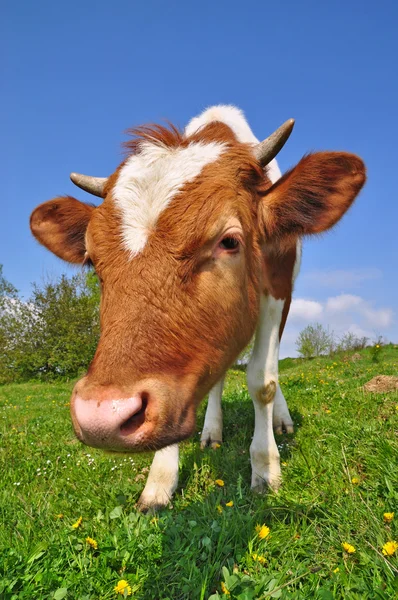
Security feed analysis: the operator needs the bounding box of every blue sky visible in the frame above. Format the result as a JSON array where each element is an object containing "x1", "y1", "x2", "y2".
[{"x1": 2, "y1": 0, "x2": 397, "y2": 356}]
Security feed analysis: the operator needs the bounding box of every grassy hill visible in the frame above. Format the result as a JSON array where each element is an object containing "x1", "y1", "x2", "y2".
[{"x1": 0, "y1": 346, "x2": 397, "y2": 599}]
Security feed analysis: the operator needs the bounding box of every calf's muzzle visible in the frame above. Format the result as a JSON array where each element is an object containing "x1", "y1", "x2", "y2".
[{"x1": 70, "y1": 376, "x2": 196, "y2": 452}]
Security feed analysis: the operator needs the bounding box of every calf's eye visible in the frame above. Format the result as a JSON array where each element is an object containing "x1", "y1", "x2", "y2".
[{"x1": 219, "y1": 236, "x2": 240, "y2": 252}]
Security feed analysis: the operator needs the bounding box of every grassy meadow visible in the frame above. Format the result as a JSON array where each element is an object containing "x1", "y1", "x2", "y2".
[{"x1": 0, "y1": 346, "x2": 397, "y2": 599}]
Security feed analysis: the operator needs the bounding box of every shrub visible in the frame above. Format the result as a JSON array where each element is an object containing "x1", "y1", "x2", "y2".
[
  {"x1": 296, "y1": 323, "x2": 334, "y2": 359},
  {"x1": 337, "y1": 331, "x2": 369, "y2": 353},
  {"x1": 370, "y1": 335, "x2": 384, "y2": 363}
]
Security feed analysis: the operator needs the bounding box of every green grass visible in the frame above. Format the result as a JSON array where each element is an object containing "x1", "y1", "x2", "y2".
[{"x1": 1, "y1": 346, "x2": 397, "y2": 599}]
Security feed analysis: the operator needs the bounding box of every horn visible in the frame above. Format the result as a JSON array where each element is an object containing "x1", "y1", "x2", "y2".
[
  {"x1": 70, "y1": 173, "x2": 108, "y2": 198},
  {"x1": 254, "y1": 119, "x2": 295, "y2": 167}
]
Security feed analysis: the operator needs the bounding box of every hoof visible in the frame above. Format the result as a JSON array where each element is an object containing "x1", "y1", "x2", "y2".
[
  {"x1": 273, "y1": 419, "x2": 294, "y2": 435},
  {"x1": 136, "y1": 486, "x2": 172, "y2": 513},
  {"x1": 251, "y1": 474, "x2": 281, "y2": 494},
  {"x1": 200, "y1": 436, "x2": 222, "y2": 450}
]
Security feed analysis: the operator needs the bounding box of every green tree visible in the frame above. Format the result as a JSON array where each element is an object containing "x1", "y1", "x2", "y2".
[
  {"x1": 21, "y1": 272, "x2": 100, "y2": 379},
  {"x1": 296, "y1": 323, "x2": 334, "y2": 359},
  {"x1": 0, "y1": 265, "x2": 30, "y2": 383},
  {"x1": 0, "y1": 269, "x2": 101, "y2": 382},
  {"x1": 0, "y1": 265, "x2": 18, "y2": 305}
]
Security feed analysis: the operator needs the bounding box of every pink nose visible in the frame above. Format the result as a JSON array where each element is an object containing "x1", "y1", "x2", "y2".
[{"x1": 72, "y1": 388, "x2": 148, "y2": 449}]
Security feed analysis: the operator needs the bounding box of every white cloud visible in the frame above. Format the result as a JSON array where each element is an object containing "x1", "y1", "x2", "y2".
[
  {"x1": 326, "y1": 294, "x2": 393, "y2": 328},
  {"x1": 279, "y1": 293, "x2": 394, "y2": 358},
  {"x1": 326, "y1": 294, "x2": 362, "y2": 312},
  {"x1": 289, "y1": 299, "x2": 323, "y2": 321},
  {"x1": 360, "y1": 306, "x2": 393, "y2": 328},
  {"x1": 303, "y1": 268, "x2": 382, "y2": 289}
]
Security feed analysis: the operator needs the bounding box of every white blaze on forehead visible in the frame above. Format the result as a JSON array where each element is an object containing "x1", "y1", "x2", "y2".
[
  {"x1": 185, "y1": 104, "x2": 281, "y2": 184},
  {"x1": 114, "y1": 140, "x2": 225, "y2": 257}
]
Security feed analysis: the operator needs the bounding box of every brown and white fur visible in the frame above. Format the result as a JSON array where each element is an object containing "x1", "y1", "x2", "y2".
[{"x1": 30, "y1": 106, "x2": 366, "y2": 510}]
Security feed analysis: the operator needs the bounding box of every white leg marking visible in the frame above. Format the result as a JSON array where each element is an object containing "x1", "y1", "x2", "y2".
[
  {"x1": 137, "y1": 444, "x2": 179, "y2": 511},
  {"x1": 247, "y1": 295, "x2": 284, "y2": 491},
  {"x1": 247, "y1": 295, "x2": 284, "y2": 405},
  {"x1": 200, "y1": 375, "x2": 225, "y2": 449},
  {"x1": 273, "y1": 384, "x2": 294, "y2": 435},
  {"x1": 250, "y1": 401, "x2": 281, "y2": 491}
]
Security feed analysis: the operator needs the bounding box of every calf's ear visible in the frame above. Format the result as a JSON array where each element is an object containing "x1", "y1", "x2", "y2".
[
  {"x1": 260, "y1": 152, "x2": 366, "y2": 243},
  {"x1": 30, "y1": 196, "x2": 94, "y2": 264}
]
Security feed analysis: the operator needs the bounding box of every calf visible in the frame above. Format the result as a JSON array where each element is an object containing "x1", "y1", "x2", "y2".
[{"x1": 30, "y1": 106, "x2": 365, "y2": 509}]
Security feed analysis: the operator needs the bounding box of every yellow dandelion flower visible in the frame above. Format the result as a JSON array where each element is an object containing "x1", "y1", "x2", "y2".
[
  {"x1": 252, "y1": 553, "x2": 267, "y2": 565},
  {"x1": 226, "y1": 501, "x2": 234, "y2": 507},
  {"x1": 114, "y1": 580, "x2": 132, "y2": 596},
  {"x1": 221, "y1": 581, "x2": 230, "y2": 596},
  {"x1": 86, "y1": 536, "x2": 98, "y2": 549},
  {"x1": 213, "y1": 443, "x2": 221, "y2": 449},
  {"x1": 342, "y1": 542, "x2": 356, "y2": 554},
  {"x1": 281, "y1": 461, "x2": 288, "y2": 467},
  {"x1": 351, "y1": 477, "x2": 360, "y2": 485},
  {"x1": 382, "y1": 541, "x2": 398, "y2": 556},
  {"x1": 215, "y1": 479, "x2": 224, "y2": 487},
  {"x1": 376, "y1": 344, "x2": 380, "y2": 348},
  {"x1": 333, "y1": 567, "x2": 339, "y2": 573},
  {"x1": 325, "y1": 409, "x2": 331, "y2": 414},
  {"x1": 72, "y1": 516, "x2": 83, "y2": 529},
  {"x1": 383, "y1": 512, "x2": 394, "y2": 523},
  {"x1": 217, "y1": 504, "x2": 223, "y2": 514},
  {"x1": 255, "y1": 524, "x2": 270, "y2": 539}
]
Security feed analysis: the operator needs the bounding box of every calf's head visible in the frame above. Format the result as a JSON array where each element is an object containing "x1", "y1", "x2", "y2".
[{"x1": 30, "y1": 106, "x2": 365, "y2": 452}]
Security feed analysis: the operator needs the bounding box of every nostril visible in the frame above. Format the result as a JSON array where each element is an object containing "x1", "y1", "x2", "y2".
[{"x1": 119, "y1": 392, "x2": 149, "y2": 436}]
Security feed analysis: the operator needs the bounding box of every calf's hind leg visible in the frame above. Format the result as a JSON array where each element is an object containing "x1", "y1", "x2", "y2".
[
  {"x1": 273, "y1": 384, "x2": 294, "y2": 435},
  {"x1": 200, "y1": 375, "x2": 225, "y2": 449}
]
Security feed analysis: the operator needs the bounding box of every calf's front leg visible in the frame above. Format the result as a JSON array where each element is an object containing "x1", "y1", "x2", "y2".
[
  {"x1": 250, "y1": 401, "x2": 281, "y2": 492},
  {"x1": 137, "y1": 444, "x2": 179, "y2": 511},
  {"x1": 247, "y1": 295, "x2": 283, "y2": 491}
]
